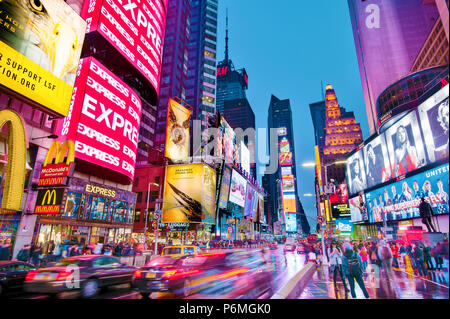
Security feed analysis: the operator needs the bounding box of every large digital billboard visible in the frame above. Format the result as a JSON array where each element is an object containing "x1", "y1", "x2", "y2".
[
  {"x1": 346, "y1": 150, "x2": 367, "y2": 195},
  {"x1": 279, "y1": 138, "x2": 293, "y2": 166},
  {"x1": 162, "y1": 164, "x2": 216, "y2": 224},
  {"x1": 258, "y1": 193, "x2": 265, "y2": 224},
  {"x1": 218, "y1": 165, "x2": 232, "y2": 209},
  {"x1": 334, "y1": 219, "x2": 353, "y2": 237},
  {"x1": 244, "y1": 183, "x2": 257, "y2": 219},
  {"x1": 0, "y1": 0, "x2": 86, "y2": 117},
  {"x1": 165, "y1": 99, "x2": 191, "y2": 162},
  {"x1": 220, "y1": 116, "x2": 236, "y2": 164},
  {"x1": 282, "y1": 175, "x2": 295, "y2": 192},
  {"x1": 229, "y1": 169, "x2": 247, "y2": 208},
  {"x1": 82, "y1": 0, "x2": 166, "y2": 94},
  {"x1": 281, "y1": 167, "x2": 292, "y2": 176},
  {"x1": 349, "y1": 195, "x2": 368, "y2": 223},
  {"x1": 385, "y1": 111, "x2": 427, "y2": 178},
  {"x1": 363, "y1": 135, "x2": 392, "y2": 189},
  {"x1": 58, "y1": 57, "x2": 142, "y2": 182},
  {"x1": 286, "y1": 213, "x2": 297, "y2": 233},
  {"x1": 418, "y1": 85, "x2": 449, "y2": 163},
  {"x1": 365, "y1": 163, "x2": 449, "y2": 223},
  {"x1": 282, "y1": 193, "x2": 297, "y2": 213}
]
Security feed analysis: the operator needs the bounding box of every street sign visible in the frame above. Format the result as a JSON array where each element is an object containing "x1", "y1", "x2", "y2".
[
  {"x1": 317, "y1": 216, "x2": 325, "y2": 224},
  {"x1": 154, "y1": 213, "x2": 161, "y2": 220}
]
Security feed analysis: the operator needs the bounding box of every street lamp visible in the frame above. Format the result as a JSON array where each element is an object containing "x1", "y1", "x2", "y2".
[{"x1": 143, "y1": 182, "x2": 161, "y2": 252}]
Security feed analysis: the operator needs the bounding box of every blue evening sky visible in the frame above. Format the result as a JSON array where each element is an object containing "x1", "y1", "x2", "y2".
[{"x1": 215, "y1": 0, "x2": 370, "y2": 230}]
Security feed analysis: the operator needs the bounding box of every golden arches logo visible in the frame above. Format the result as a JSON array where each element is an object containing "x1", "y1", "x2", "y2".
[
  {"x1": 41, "y1": 190, "x2": 57, "y2": 205},
  {"x1": 43, "y1": 140, "x2": 75, "y2": 167},
  {"x1": 0, "y1": 109, "x2": 27, "y2": 211}
]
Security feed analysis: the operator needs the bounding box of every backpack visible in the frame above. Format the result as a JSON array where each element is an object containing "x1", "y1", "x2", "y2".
[
  {"x1": 381, "y1": 246, "x2": 393, "y2": 260},
  {"x1": 347, "y1": 252, "x2": 363, "y2": 277}
]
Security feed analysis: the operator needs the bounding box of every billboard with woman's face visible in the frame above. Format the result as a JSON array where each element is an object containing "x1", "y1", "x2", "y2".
[
  {"x1": 385, "y1": 111, "x2": 427, "y2": 178},
  {"x1": 363, "y1": 135, "x2": 392, "y2": 189},
  {"x1": 346, "y1": 151, "x2": 367, "y2": 196}
]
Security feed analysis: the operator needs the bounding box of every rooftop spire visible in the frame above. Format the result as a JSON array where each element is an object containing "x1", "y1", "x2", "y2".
[{"x1": 225, "y1": 8, "x2": 229, "y2": 63}]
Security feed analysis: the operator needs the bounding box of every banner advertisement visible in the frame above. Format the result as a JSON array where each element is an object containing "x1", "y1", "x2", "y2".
[
  {"x1": 0, "y1": 0, "x2": 86, "y2": 117},
  {"x1": 279, "y1": 138, "x2": 290, "y2": 153},
  {"x1": 365, "y1": 163, "x2": 449, "y2": 223},
  {"x1": 165, "y1": 99, "x2": 191, "y2": 162},
  {"x1": 349, "y1": 195, "x2": 368, "y2": 223},
  {"x1": 281, "y1": 167, "x2": 292, "y2": 176},
  {"x1": 34, "y1": 188, "x2": 67, "y2": 214},
  {"x1": 346, "y1": 150, "x2": 367, "y2": 196},
  {"x1": 279, "y1": 151, "x2": 293, "y2": 166},
  {"x1": 282, "y1": 193, "x2": 297, "y2": 213},
  {"x1": 282, "y1": 175, "x2": 295, "y2": 192},
  {"x1": 220, "y1": 116, "x2": 236, "y2": 164},
  {"x1": 81, "y1": 0, "x2": 167, "y2": 93},
  {"x1": 218, "y1": 165, "x2": 232, "y2": 209},
  {"x1": 418, "y1": 85, "x2": 449, "y2": 163},
  {"x1": 363, "y1": 135, "x2": 392, "y2": 189},
  {"x1": 258, "y1": 193, "x2": 265, "y2": 224},
  {"x1": 58, "y1": 57, "x2": 142, "y2": 182},
  {"x1": 229, "y1": 169, "x2": 247, "y2": 208},
  {"x1": 277, "y1": 127, "x2": 287, "y2": 136},
  {"x1": 162, "y1": 164, "x2": 216, "y2": 224},
  {"x1": 244, "y1": 183, "x2": 257, "y2": 219},
  {"x1": 334, "y1": 219, "x2": 353, "y2": 236},
  {"x1": 286, "y1": 213, "x2": 297, "y2": 232}
]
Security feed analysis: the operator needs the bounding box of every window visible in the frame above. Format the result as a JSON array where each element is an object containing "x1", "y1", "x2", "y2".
[
  {"x1": 154, "y1": 176, "x2": 160, "y2": 184},
  {"x1": 63, "y1": 192, "x2": 83, "y2": 218},
  {"x1": 136, "y1": 192, "x2": 143, "y2": 203},
  {"x1": 134, "y1": 209, "x2": 142, "y2": 223}
]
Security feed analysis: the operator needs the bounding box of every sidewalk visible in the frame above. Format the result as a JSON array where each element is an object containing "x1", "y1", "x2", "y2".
[{"x1": 299, "y1": 265, "x2": 449, "y2": 299}]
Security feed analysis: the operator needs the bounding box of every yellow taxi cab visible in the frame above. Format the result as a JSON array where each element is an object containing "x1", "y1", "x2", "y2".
[{"x1": 161, "y1": 245, "x2": 199, "y2": 257}]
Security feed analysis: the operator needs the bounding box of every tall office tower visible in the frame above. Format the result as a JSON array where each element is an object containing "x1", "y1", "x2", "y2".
[
  {"x1": 309, "y1": 101, "x2": 327, "y2": 148},
  {"x1": 321, "y1": 85, "x2": 363, "y2": 184},
  {"x1": 154, "y1": 0, "x2": 191, "y2": 153},
  {"x1": 348, "y1": 0, "x2": 440, "y2": 134},
  {"x1": 264, "y1": 95, "x2": 310, "y2": 236}
]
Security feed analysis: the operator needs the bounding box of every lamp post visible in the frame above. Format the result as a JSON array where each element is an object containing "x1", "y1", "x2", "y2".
[{"x1": 143, "y1": 182, "x2": 160, "y2": 251}]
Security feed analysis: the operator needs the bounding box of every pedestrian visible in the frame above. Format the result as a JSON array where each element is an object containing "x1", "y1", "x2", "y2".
[
  {"x1": 378, "y1": 240, "x2": 394, "y2": 279},
  {"x1": 369, "y1": 242, "x2": 381, "y2": 269},
  {"x1": 342, "y1": 242, "x2": 370, "y2": 299},
  {"x1": 423, "y1": 244, "x2": 434, "y2": 271},
  {"x1": 359, "y1": 245, "x2": 369, "y2": 272},
  {"x1": 31, "y1": 244, "x2": 42, "y2": 267},
  {"x1": 328, "y1": 243, "x2": 349, "y2": 291},
  {"x1": 432, "y1": 242, "x2": 444, "y2": 275},
  {"x1": 419, "y1": 197, "x2": 437, "y2": 232},
  {"x1": 413, "y1": 244, "x2": 427, "y2": 277},
  {"x1": 406, "y1": 244, "x2": 417, "y2": 270},
  {"x1": 391, "y1": 242, "x2": 400, "y2": 268},
  {"x1": 16, "y1": 244, "x2": 31, "y2": 262},
  {"x1": 399, "y1": 243, "x2": 407, "y2": 268}
]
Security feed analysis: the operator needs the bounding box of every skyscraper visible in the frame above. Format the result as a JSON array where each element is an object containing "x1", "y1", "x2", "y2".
[
  {"x1": 264, "y1": 95, "x2": 310, "y2": 236},
  {"x1": 348, "y1": 0, "x2": 440, "y2": 134}
]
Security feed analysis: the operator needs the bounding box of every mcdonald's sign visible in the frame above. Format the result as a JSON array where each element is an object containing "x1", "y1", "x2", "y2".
[
  {"x1": 34, "y1": 188, "x2": 65, "y2": 214},
  {"x1": 38, "y1": 140, "x2": 75, "y2": 187}
]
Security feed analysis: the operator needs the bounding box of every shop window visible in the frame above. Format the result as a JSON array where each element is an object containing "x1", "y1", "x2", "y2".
[
  {"x1": 63, "y1": 192, "x2": 83, "y2": 218},
  {"x1": 112, "y1": 200, "x2": 127, "y2": 223},
  {"x1": 88, "y1": 196, "x2": 106, "y2": 221},
  {"x1": 127, "y1": 204, "x2": 135, "y2": 224},
  {"x1": 134, "y1": 209, "x2": 142, "y2": 223}
]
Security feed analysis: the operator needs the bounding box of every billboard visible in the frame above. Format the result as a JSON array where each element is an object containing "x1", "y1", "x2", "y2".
[
  {"x1": 365, "y1": 163, "x2": 449, "y2": 223},
  {"x1": 286, "y1": 213, "x2": 297, "y2": 233},
  {"x1": 220, "y1": 116, "x2": 236, "y2": 164},
  {"x1": 331, "y1": 203, "x2": 351, "y2": 220},
  {"x1": 279, "y1": 151, "x2": 293, "y2": 166},
  {"x1": 418, "y1": 85, "x2": 449, "y2": 163},
  {"x1": 165, "y1": 99, "x2": 191, "y2": 162},
  {"x1": 258, "y1": 193, "x2": 265, "y2": 224},
  {"x1": 334, "y1": 219, "x2": 353, "y2": 237},
  {"x1": 349, "y1": 195, "x2": 368, "y2": 223},
  {"x1": 363, "y1": 135, "x2": 392, "y2": 189},
  {"x1": 162, "y1": 164, "x2": 216, "y2": 224},
  {"x1": 283, "y1": 193, "x2": 297, "y2": 213},
  {"x1": 282, "y1": 175, "x2": 295, "y2": 192},
  {"x1": 279, "y1": 138, "x2": 290, "y2": 153},
  {"x1": 58, "y1": 57, "x2": 142, "y2": 182},
  {"x1": 81, "y1": 0, "x2": 166, "y2": 93},
  {"x1": 277, "y1": 127, "x2": 287, "y2": 136},
  {"x1": 240, "y1": 141, "x2": 250, "y2": 175},
  {"x1": 0, "y1": 0, "x2": 86, "y2": 117},
  {"x1": 281, "y1": 167, "x2": 292, "y2": 176},
  {"x1": 244, "y1": 182, "x2": 257, "y2": 219},
  {"x1": 329, "y1": 184, "x2": 349, "y2": 204},
  {"x1": 218, "y1": 165, "x2": 232, "y2": 209},
  {"x1": 346, "y1": 150, "x2": 367, "y2": 196},
  {"x1": 34, "y1": 188, "x2": 67, "y2": 214},
  {"x1": 229, "y1": 169, "x2": 247, "y2": 208},
  {"x1": 385, "y1": 111, "x2": 427, "y2": 178}
]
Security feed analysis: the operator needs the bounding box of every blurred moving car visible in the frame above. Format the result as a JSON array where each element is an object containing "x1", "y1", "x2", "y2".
[
  {"x1": 283, "y1": 243, "x2": 296, "y2": 252},
  {"x1": 133, "y1": 251, "x2": 272, "y2": 299},
  {"x1": 161, "y1": 245, "x2": 200, "y2": 257},
  {"x1": 0, "y1": 261, "x2": 37, "y2": 296},
  {"x1": 268, "y1": 242, "x2": 277, "y2": 250},
  {"x1": 24, "y1": 255, "x2": 136, "y2": 298}
]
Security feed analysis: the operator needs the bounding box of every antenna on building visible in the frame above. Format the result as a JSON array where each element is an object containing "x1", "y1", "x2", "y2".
[{"x1": 225, "y1": 8, "x2": 229, "y2": 63}]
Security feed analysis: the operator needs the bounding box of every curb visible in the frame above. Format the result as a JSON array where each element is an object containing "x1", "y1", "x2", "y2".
[{"x1": 270, "y1": 262, "x2": 317, "y2": 299}]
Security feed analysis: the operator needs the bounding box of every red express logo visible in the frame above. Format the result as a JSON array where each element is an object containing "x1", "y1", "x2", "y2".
[
  {"x1": 82, "y1": 0, "x2": 166, "y2": 93},
  {"x1": 58, "y1": 57, "x2": 142, "y2": 181}
]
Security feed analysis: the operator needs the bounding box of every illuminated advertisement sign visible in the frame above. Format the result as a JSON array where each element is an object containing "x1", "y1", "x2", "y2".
[
  {"x1": 334, "y1": 219, "x2": 353, "y2": 236},
  {"x1": 282, "y1": 175, "x2": 295, "y2": 192},
  {"x1": 244, "y1": 183, "x2": 257, "y2": 219},
  {"x1": 281, "y1": 167, "x2": 292, "y2": 176},
  {"x1": 165, "y1": 99, "x2": 191, "y2": 162},
  {"x1": 58, "y1": 57, "x2": 142, "y2": 182},
  {"x1": 363, "y1": 135, "x2": 392, "y2": 189},
  {"x1": 38, "y1": 140, "x2": 76, "y2": 187},
  {"x1": 329, "y1": 184, "x2": 349, "y2": 204},
  {"x1": 365, "y1": 163, "x2": 449, "y2": 223},
  {"x1": 331, "y1": 203, "x2": 351, "y2": 219},
  {"x1": 229, "y1": 169, "x2": 247, "y2": 208},
  {"x1": 240, "y1": 141, "x2": 250, "y2": 175},
  {"x1": 346, "y1": 150, "x2": 367, "y2": 196},
  {"x1": 277, "y1": 127, "x2": 287, "y2": 136},
  {"x1": 82, "y1": 0, "x2": 166, "y2": 94},
  {"x1": 279, "y1": 151, "x2": 293, "y2": 166},
  {"x1": 219, "y1": 116, "x2": 236, "y2": 164},
  {"x1": 418, "y1": 85, "x2": 449, "y2": 163},
  {"x1": 0, "y1": 0, "x2": 86, "y2": 117},
  {"x1": 286, "y1": 213, "x2": 297, "y2": 233},
  {"x1": 258, "y1": 193, "x2": 265, "y2": 224},
  {"x1": 34, "y1": 188, "x2": 66, "y2": 214},
  {"x1": 279, "y1": 138, "x2": 290, "y2": 153},
  {"x1": 162, "y1": 164, "x2": 216, "y2": 224},
  {"x1": 283, "y1": 193, "x2": 297, "y2": 213},
  {"x1": 218, "y1": 165, "x2": 232, "y2": 209},
  {"x1": 349, "y1": 195, "x2": 368, "y2": 223}
]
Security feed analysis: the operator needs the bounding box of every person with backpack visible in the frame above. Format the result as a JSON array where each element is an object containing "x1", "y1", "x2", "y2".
[
  {"x1": 328, "y1": 243, "x2": 349, "y2": 291},
  {"x1": 342, "y1": 242, "x2": 370, "y2": 299},
  {"x1": 423, "y1": 244, "x2": 434, "y2": 271},
  {"x1": 378, "y1": 240, "x2": 394, "y2": 279},
  {"x1": 413, "y1": 243, "x2": 427, "y2": 277}
]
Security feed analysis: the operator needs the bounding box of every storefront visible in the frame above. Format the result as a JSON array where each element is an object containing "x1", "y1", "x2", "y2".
[
  {"x1": 0, "y1": 209, "x2": 21, "y2": 245},
  {"x1": 34, "y1": 177, "x2": 136, "y2": 247},
  {"x1": 353, "y1": 224, "x2": 378, "y2": 240}
]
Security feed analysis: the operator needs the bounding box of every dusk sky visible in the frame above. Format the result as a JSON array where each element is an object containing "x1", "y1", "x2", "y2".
[{"x1": 215, "y1": 0, "x2": 370, "y2": 229}]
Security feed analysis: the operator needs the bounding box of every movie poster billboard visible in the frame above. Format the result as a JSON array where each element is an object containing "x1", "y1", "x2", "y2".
[
  {"x1": 218, "y1": 165, "x2": 232, "y2": 209},
  {"x1": 349, "y1": 195, "x2": 368, "y2": 223},
  {"x1": 165, "y1": 99, "x2": 191, "y2": 162},
  {"x1": 283, "y1": 193, "x2": 297, "y2": 213},
  {"x1": 162, "y1": 164, "x2": 216, "y2": 224},
  {"x1": 258, "y1": 193, "x2": 265, "y2": 224},
  {"x1": 346, "y1": 150, "x2": 367, "y2": 196},
  {"x1": 57, "y1": 57, "x2": 142, "y2": 182},
  {"x1": 418, "y1": 85, "x2": 449, "y2": 163},
  {"x1": 329, "y1": 184, "x2": 349, "y2": 204},
  {"x1": 282, "y1": 175, "x2": 295, "y2": 192},
  {"x1": 365, "y1": 163, "x2": 449, "y2": 223},
  {"x1": 363, "y1": 135, "x2": 392, "y2": 188},
  {"x1": 229, "y1": 169, "x2": 247, "y2": 207},
  {"x1": 286, "y1": 213, "x2": 297, "y2": 233},
  {"x1": 244, "y1": 183, "x2": 257, "y2": 219},
  {"x1": 81, "y1": 0, "x2": 167, "y2": 94},
  {"x1": 0, "y1": 0, "x2": 86, "y2": 117},
  {"x1": 385, "y1": 111, "x2": 427, "y2": 178},
  {"x1": 281, "y1": 167, "x2": 292, "y2": 176}
]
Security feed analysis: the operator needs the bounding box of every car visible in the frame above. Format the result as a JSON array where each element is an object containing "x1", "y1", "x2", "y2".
[
  {"x1": 24, "y1": 255, "x2": 137, "y2": 298},
  {"x1": 161, "y1": 245, "x2": 200, "y2": 257},
  {"x1": 268, "y1": 242, "x2": 277, "y2": 250},
  {"x1": 0, "y1": 261, "x2": 37, "y2": 296},
  {"x1": 283, "y1": 244, "x2": 296, "y2": 252}
]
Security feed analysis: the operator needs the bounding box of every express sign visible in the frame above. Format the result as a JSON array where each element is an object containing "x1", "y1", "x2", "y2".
[
  {"x1": 58, "y1": 57, "x2": 142, "y2": 182},
  {"x1": 82, "y1": 0, "x2": 167, "y2": 95}
]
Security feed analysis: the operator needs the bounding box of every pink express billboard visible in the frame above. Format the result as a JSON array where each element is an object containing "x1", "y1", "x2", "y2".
[
  {"x1": 59, "y1": 57, "x2": 142, "y2": 182},
  {"x1": 82, "y1": 0, "x2": 166, "y2": 94}
]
